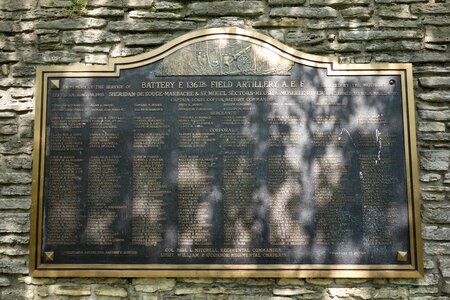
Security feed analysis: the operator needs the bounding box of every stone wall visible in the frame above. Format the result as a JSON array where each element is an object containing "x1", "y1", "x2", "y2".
[{"x1": 0, "y1": 0, "x2": 449, "y2": 299}]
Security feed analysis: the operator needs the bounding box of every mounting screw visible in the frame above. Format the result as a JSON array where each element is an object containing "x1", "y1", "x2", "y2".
[{"x1": 396, "y1": 251, "x2": 408, "y2": 262}]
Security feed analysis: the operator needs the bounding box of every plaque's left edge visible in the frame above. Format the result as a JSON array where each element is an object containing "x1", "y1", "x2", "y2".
[{"x1": 29, "y1": 66, "x2": 45, "y2": 276}]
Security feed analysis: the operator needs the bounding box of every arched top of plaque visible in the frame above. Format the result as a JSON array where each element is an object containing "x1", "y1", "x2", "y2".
[{"x1": 37, "y1": 27, "x2": 412, "y2": 75}]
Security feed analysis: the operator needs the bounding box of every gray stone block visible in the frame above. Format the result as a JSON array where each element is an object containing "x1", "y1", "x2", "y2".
[
  {"x1": 87, "y1": 0, "x2": 124, "y2": 7},
  {"x1": 62, "y1": 29, "x2": 120, "y2": 44},
  {"x1": 0, "y1": 53, "x2": 19, "y2": 63},
  {"x1": 306, "y1": 19, "x2": 374, "y2": 29},
  {"x1": 270, "y1": 7, "x2": 338, "y2": 18},
  {"x1": 0, "y1": 276, "x2": 10, "y2": 287},
  {"x1": 378, "y1": 4, "x2": 418, "y2": 19},
  {"x1": 107, "y1": 20, "x2": 197, "y2": 32},
  {"x1": 286, "y1": 30, "x2": 327, "y2": 45},
  {"x1": 0, "y1": 198, "x2": 31, "y2": 210},
  {"x1": 0, "y1": 172, "x2": 32, "y2": 184},
  {"x1": 379, "y1": 19, "x2": 420, "y2": 28},
  {"x1": 82, "y1": 8, "x2": 124, "y2": 17},
  {"x1": 408, "y1": 286, "x2": 440, "y2": 295},
  {"x1": 10, "y1": 87, "x2": 33, "y2": 99},
  {"x1": 418, "y1": 122, "x2": 446, "y2": 132},
  {"x1": 421, "y1": 192, "x2": 446, "y2": 201},
  {"x1": 37, "y1": 18, "x2": 107, "y2": 30},
  {"x1": 421, "y1": 186, "x2": 450, "y2": 193},
  {"x1": 0, "y1": 0, "x2": 36, "y2": 11},
  {"x1": 366, "y1": 41, "x2": 421, "y2": 51},
  {"x1": 0, "y1": 124, "x2": 17, "y2": 135},
  {"x1": 187, "y1": 1, "x2": 266, "y2": 17},
  {"x1": 72, "y1": 45, "x2": 111, "y2": 53},
  {"x1": 205, "y1": 17, "x2": 250, "y2": 28},
  {"x1": 84, "y1": 53, "x2": 108, "y2": 64},
  {"x1": 420, "y1": 77, "x2": 450, "y2": 88},
  {"x1": 110, "y1": 44, "x2": 143, "y2": 58},
  {"x1": 423, "y1": 204, "x2": 450, "y2": 223},
  {"x1": 390, "y1": 273, "x2": 440, "y2": 286},
  {"x1": 39, "y1": 0, "x2": 70, "y2": 8},
  {"x1": 52, "y1": 285, "x2": 91, "y2": 296},
  {"x1": 11, "y1": 65, "x2": 36, "y2": 77},
  {"x1": 0, "y1": 21, "x2": 34, "y2": 33},
  {"x1": 310, "y1": 0, "x2": 371, "y2": 6},
  {"x1": 419, "y1": 110, "x2": 450, "y2": 121},
  {"x1": 0, "y1": 245, "x2": 28, "y2": 256},
  {"x1": 423, "y1": 16, "x2": 450, "y2": 25},
  {"x1": 0, "y1": 40, "x2": 15, "y2": 52},
  {"x1": 439, "y1": 258, "x2": 450, "y2": 277},
  {"x1": 1, "y1": 287, "x2": 32, "y2": 300},
  {"x1": 40, "y1": 51, "x2": 81, "y2": 63},
  {"x1": 425, "y1": 44, "x2": 448, "y2": 52},
  {"x1": 420, "y1": 150, "x2": 450, "y2": 171},
  {"x1": 1, "y1": 185, "x2": 32, "y2": 196},
  {"x1": 443, "y1": 280, "x2": 450, "y2": 294},
  {"x1": 35, "y1": 8, "x2": 67, "y2": 19},
  {"x1": 341, "y1": 7, "x2": 373, "y2": 19},
  {"x1": 129, "y1": 10, "x2": 184, "y2": 19},
  {"x1": 412, "y1": 52, "x2": 450, "y2": 63},
  {"x1": 375, "y1": 0, "x2": 427, "y2": 3},
  {"x1": 268, "y1": 0, "x2": 306, "y2": 5},
  {"x1": 5, "y1": 155, "x2": 32, "y2": 170},
  {"x1": 127, "y1": 0, "x2": 155, "y2": 8},
  {"x1": 95, "y1": 286, "x2": 128, "y2": 298},
  {"x1": 155, "y1": 1, "x2": 184, "y2": 11},
  {"x1": 418, "y1": 92, "x2": 450, "y2": 103},
  {"x1": 0, "y1": 234, "x2": 29, "y2": 244},
  {"x1": 425, "y1": 26, "x2": 450, "y2": 42},
  {"x1": 330, "y1": 42, "x2": 364, "y2": 52},
  {"x1": 0, "y1": 213, "x2": 29, "y2": 233},
  {"x1": 423, "y1": 225, "x2": 450, "y2": 240},
  {"x1": 411, "y1": 3, "x2": 450, "y2": 14},
  {"x1": 38, "y1": 34, "x2": 60, "y2": 44},
  {"x1": 133, "y1": 278, "x2": 176, "y2": 292},
  {"x1": 123, "y1": 33, "x2": 173, "y2": 46},
  {"x1": 338, "y1": 30, "x2": 423, "y2": 41},
  {"x1": 0, "y1": 10, "x2": 36, "y2": 21}
]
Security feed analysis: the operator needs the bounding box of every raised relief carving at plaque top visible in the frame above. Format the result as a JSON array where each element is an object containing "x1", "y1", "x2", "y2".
[
  {"x1": 29, "y1": 28, "x2": 422, "y2": 278},
  {"x1": 157, "y1": 40, "x2": 294, "y2": 76}
]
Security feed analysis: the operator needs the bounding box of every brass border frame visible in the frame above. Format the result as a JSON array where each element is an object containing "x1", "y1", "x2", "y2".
[{"x1": 29, "y1": 27, "x2": 423, "y2": 278}]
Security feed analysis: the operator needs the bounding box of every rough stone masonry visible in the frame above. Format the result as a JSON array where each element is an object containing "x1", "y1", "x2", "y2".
[{"x1": 0, "y1": 0, "x2": 449, "y2": 299}]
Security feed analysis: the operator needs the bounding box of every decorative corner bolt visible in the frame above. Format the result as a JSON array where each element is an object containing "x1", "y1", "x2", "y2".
[
  {"x1": 44, "y1": 251, "x2": 54, "y2": 262},
  {"x1": 396, "y1": 251, "x2": 408, "y2": 262},
  {"x1": 50, "y1": 80, "x2": 60, "y2": 90}
]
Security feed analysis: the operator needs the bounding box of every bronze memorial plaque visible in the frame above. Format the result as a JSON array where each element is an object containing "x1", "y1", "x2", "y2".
[{"x1": 29, "y1": 28, "x2": 423, "y2": 277}]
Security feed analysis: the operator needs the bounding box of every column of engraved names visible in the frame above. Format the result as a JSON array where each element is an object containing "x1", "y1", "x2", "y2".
[
  {"x1": 313, "y1": 154, "x2": 352, "y2": 245},
  {"x1": 177, "y1": 155, "x2": 213, "y2": 246},
  {"x1": 46, "y1": 156, "x2": 83, "y2": 245},
  {"x1": 221, "y1": 96, "x2": 255, "y2": 247},
  {"x1": 132, "y1": 156, "x2": 166, "y2": 246},
  {"x1": 177, "y1": 97, "x2": 215, "y2": 246},
  {"x1": 86, "y1": 100, "x2": 125, "y2": 246},
  {"x1": 86, "y1": 156, "x2": 121, "y2": 245},
  {"x1": 45, "y1": 104, "x2": 85, "y2": 246},
  {"x1": 132, "y1": 101, "x2": 168, "y2": 246},
  {"x1": 223, "y1": 155, "x2": 255, "y2": 246},
  {"x1": 358, "y1": 116, "x2": 399, "y2": 247},
  {"x1": 359, "y1": 155, "x2": 398, "y2": 246},
  {"x1": 268, "y1": 154, "x2": 306, "y2": 246}
]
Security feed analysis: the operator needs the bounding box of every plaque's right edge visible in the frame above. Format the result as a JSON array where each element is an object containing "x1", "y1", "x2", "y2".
[{"x1": 404, "y1": 64, "x2": 424, "y2": 278}]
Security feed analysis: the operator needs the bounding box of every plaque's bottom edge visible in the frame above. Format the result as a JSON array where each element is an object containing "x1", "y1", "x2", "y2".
[{"x1": 29, "y1": 268, "x2": 423, "y2": 278}]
